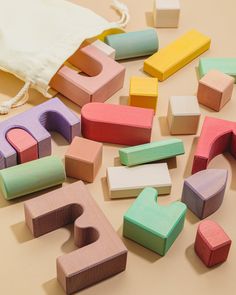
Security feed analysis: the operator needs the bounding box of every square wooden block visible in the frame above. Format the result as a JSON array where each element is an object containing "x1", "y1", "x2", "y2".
[
  {"x1": 167, "y1": 96, "x2": 201, "y2": 135},
  {"x1": 65, "y1": 137, "x2": 102, "y2": 183},
  {"x1": 153, "y1": 0, "x2": 180, "y2": 28},
  {"x1": 129, "y1": 76, "x2": 158, "y2": 112},
  {"x1": 197, "y1": 70, "x2": 234, "y2": 111}
]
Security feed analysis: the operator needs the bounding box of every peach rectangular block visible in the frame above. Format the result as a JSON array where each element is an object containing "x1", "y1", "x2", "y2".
[
  {"x1": 65, "y1": 136, "x2": 102, "y2": 183},
  {"x1": 24, "y1": 181, "x2": 127, "y2": 294},
  {"x1": 197, "y1": 70, "x2": 234, "y2": 111},
  {"x1": 129, "y1": 76, "x2": 158, "y2": 113},
  {"x1": 50, "y1": 44, "x2": 125, "y2": 107}
]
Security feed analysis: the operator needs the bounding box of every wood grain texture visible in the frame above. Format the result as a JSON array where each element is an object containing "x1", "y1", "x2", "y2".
[
  {"x1": 24, "y1": 181, "x2": 127, "y2": 294},
  {"x1": 123, "y1": 187, "x2": 187, "y2": 256},
  {"x1": 194, "y1": 220, "x2": 232, "y2": 267},
  {"x1": 153, "y1": 0, "x2": 180, "y2": 28},
  {"x1": 182, "y1": 169, "x2": 228, "y2": 219}
]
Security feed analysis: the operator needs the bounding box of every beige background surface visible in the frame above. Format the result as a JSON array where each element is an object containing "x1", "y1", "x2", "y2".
[{"x1": 0, "y1": 0, "x2": 236, "y2": 294}]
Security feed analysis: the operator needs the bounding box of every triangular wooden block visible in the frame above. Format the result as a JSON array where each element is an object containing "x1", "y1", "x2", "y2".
[{"x1": 182, "y1": 169, "x2": 228, "y2": 219}]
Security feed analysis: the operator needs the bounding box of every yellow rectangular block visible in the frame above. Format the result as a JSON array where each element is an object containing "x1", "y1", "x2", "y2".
[
  {"x1": 144, "y1": 29, "x2": 211, "y2": 81},
  {"x1": 129, "y1": 76, "x2": 158, "y2": 112}
]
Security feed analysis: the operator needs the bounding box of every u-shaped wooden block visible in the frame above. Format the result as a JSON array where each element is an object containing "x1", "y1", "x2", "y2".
[
  {"x1": 50, "y1": 44, "x2": 125, "y2": 106},
  {"x1": 24, "y1": 181, "x2": 127, "y2": 294}
]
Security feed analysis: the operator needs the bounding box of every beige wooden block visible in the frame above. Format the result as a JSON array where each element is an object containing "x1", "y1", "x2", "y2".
[
  {"x1": 91, "y1": 39, "x2": 116, "y2": 59},
  {"x1": 153, "y1": 0, "x2": 180, "y2": 28},
  {"x1": 106, "y1": 163, "x2": 171, "y2": 198},
  {"x1": 167, "y1": 96, "x2": 201, "y2": 135}
]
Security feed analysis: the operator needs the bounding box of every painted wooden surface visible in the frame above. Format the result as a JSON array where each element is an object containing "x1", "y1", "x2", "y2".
[
  {"x1": 90, "y1": 39, "x2": 116, "y2": 59},
  {"x1": 123, "y1": 187, "x2": 187, "y2": 255},
  {"x1": 153, "y1": 0, "x2": 180, "y2": 28},
  {"x1": 24, "y1": 181, "x2": 127, "y2": 294}
]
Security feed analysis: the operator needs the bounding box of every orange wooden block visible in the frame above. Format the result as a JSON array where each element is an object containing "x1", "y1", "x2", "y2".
[
  {"x1": 6, "y1": 128, "x2": 38, "y2": 164},
  {"x1": 24, "y1": 181, "x2": 127, "y2": 294},
  {"x1": 65, "y1": 137, "x2": 102, "y2": 183}
]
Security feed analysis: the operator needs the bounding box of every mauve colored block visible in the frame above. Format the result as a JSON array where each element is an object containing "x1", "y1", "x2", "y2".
[
  {"x1": 81, "y1": 102, "x2": 154, "y2": 146},
  {"x1": 182, "y1": 169, "x2": 228, "y2": 219},
  {"x1": 0, "y1": 98, "x2": 80, "y2": 169},
  {"x1": 194, "y1": 220, "x2": 232, "y2": 267}
]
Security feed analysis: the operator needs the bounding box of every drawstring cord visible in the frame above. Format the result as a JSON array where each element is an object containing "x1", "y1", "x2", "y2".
[{"x1": 111, "y1": 0, "x2": 130, "y2": 28}]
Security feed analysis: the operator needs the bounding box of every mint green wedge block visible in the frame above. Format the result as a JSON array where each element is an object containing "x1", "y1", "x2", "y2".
[
  {"x1": 0, "y1": 156, "x2": 66, "y2": 200},
  {"x1": 199, "y1": 58, "x2": 236, "y2": 81},
  {"x1": 123, "y1": 187, "x2": 187, "y2": 256},
  {"x1": 119, "y1": 138, "x2": 184, "y2": 166}
]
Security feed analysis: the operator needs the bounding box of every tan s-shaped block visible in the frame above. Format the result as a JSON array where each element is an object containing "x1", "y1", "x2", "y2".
[{"x1": 24, "y1": 181, "x2": 127, "y2": 294}]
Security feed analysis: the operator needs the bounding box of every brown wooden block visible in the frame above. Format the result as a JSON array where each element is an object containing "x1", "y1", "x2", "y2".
[
  {"x1": 65, "y1": 137, "x2": 102, "y2": 183},
  {"x1": 24, "y1": 181, "x2": 127, "y2": 294}
]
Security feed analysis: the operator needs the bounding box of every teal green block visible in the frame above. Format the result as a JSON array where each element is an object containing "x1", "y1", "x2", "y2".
[
  {"x1": 0, "y1": 156, "x2": 66, "y2": 200},
  {"x1": 123, "y1": 187, "x2": 187, "y2": 256},
  {"x1": 199, "y1": 58, "x2": 236, "y2": 82},
  {"x1": 119, "y1": 138, "x2": 184, "y2": 166},
  {"x1": 104, "y1": 29, "x2": 158, "y2": 60}
]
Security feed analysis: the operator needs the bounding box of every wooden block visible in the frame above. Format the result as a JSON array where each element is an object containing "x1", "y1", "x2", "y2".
[
  {"x1": 144, "y1": 29, "x2": 211, "y2": 81},
  {"x1": 191, "y1": 116, "x2": 236, "y2": 174},
  {"x1": 90, "y1": 39, "x2": 116, "y2": 59},
  {"x1": 107, "y1": 163, "x2": 171, "y2": 198},
  {"x1": 6, "y1": 128, "x2": 38, "y2": 164},
  {"x1": 182, "y1": 169, "x2": 228, "y2": 219},
  {"x1": 129, "y1": 76, "x2": 158, "y2": 113},
  {"x1": 197, "y1": 70, "x2": 234, "y2": 111},
  {"x1": 24, "y1": 181, "x2": 127, "y2": 294},
  {"x1": 105, "y1": 29, "x2": 158, "y2": 60},
  {"x1": 0, "y1": 98, "x2": 80, "y2": 169},
  {"x1": 81, "y1": 102, "x2": 154, "y2": 146},
  {"x1": 123, "y1": 187, "x2": 187, "y2": 255},
  {"x1": 65, "y1": 137, "x2": 102, "y2": 183},
  {"x1": 50, "y1": 45, "x2": 125, "y2": 106},
  {"x1": 167, "y1": 96, "x2": 201, "y2": 135},
  {"x1": 199, "y1": 57, "x2": 236, "y2": 81},
  {"x1": 194, "y1": 220, "x2": 232, "y2": 267},
  {"x1": 153, "y1": 0, "x2": 180, "y2": 28},
  {"x1": 119, "y1": 138, "x2": 185, "y2": 166},
  {"x1": 0, "y1": 156, "x2": 65, "y2": 200}
]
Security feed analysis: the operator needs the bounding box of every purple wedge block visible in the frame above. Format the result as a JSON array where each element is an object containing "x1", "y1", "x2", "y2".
[{"x1": 181, "y1": 169, "x2": 228, "y2": 219}]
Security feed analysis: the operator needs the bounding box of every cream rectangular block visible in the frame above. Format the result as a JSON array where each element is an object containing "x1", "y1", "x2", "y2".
[
  {"x1": 154, "y1": 0, "x2": 180, "y2": 28},
  {"x1": 167, "y1": 96, "x2": 201, "y2": 135},
  {"x1": 107, "y1": 163, "x2": 171, "y2": 198},
  {"x1": 91, "y1": 39, "x2": 116, "y2": 59}
]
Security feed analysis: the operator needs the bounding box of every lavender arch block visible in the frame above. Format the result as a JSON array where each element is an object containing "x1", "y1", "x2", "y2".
[{"x1": 0, "y1": 98, "x2": 80, "y2": 169}]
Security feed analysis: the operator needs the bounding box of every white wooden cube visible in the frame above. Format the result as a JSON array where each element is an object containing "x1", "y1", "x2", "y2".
[
  {"x1": 153, "y1": 0, "x2": 180, "y2": 28},
  {"x1": 167, "y1": 96, "x2": 201, "y2": 135},
  {"x1": 91, "y1": 39, "x2": 116, "y2": 59}
]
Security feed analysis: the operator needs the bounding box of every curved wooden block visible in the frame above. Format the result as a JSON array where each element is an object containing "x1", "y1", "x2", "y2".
[
  {"x1": 81, "y1": 102, "x2": 154, "y2": 145},
  {"x1": 194, "y1": 220, "x2": 232, "y2": 267},
  {"x1": 123, "y1": 187, "x2": 186, "y2": 256},
  {"x1": 24, "y1": 181, "x2": 127, "y2": 294},
  {"x1": 0, "y1": 98, "x2": 80, "y2": 169},
  {"x1": 50, "y1": 44, "x2": 125, "y2": 107},
  {"x1": 182, "y1": 169, "x2": 228, "y2": 219},
  {"x1": 192, "y1": 116, "x2": 236, "y2": 174}
]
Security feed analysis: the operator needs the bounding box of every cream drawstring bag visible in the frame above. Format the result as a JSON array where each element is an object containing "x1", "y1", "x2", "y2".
[{"x1": 0, "y1": 0, "x2": 129, "y2": 114}]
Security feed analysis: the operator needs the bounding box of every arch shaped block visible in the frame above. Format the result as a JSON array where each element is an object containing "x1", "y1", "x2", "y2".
[
  {"x1": 50, "y1": 44, "x2": 125, "y2": 107},
  {"x1": 81, "y1": 102, "x2": 154, "y2": 145},
  {"x1": 24, "y1": 181, "x2": 127, "y2": 294},
  {"x1": 0, "y1": 98, "x2": 80, "y2": 169},
  {"x1": 123, "y1": 187, "x2": 187, "y2": 256},
  {"x1": 182, "y1": 169, "x2": 228, "y2": 219},
  {"x1": 192, "y1": 116, "x2": 236, "y2": 174}
]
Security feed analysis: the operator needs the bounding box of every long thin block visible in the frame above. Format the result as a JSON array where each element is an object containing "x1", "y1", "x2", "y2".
[
  {"x1": 107, "y1": 163, "x2": 171, "y2": 198},
  {"x1": 0, "y1": 98, "x2": 80, "y2": 169},
  {"x1": 123, "y1": 187, "x2": 187, "y2": 255},
  {"x1": 144, "y1": 29, "x2": 211, "y2": 81},
  {"x1": 182, "y1": 169, "x2": 228, "y2": 219},
  {"x1": 194, "y1": 220, "x2": 232, "y2": 267},
  {"x1": 119, "y1": 138, "x2": 184, "y2": 166},
  {"x1": 24, "y1": 181, "x2": 127, "y2": 294},
  {"x1": 199, "y1": 57, "x2": 236, "y2": 81},
  {"x1": 81, "y1": 102, "x2": 154, "y2": 146}
]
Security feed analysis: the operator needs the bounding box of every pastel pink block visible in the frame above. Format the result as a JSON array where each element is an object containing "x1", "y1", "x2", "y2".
[
  {"x1": 50, "y1": 45, "x2": 125, "y2": 107},
  {"x1": 6, "y1": 129, "x2": 38, "y2": 164},
  {"x1": 81, "y1": 103, "x2": 154, "y2": 146}
]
